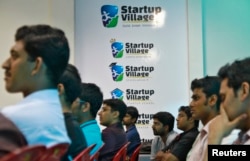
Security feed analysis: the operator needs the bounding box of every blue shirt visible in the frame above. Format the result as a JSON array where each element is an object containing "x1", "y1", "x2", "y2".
[
  {"x1": 1, "y1": 89, "x2": 70, "y2": 147},
  {"x1": 80, "y1": 120, "x2": 103, "y2": 155},
  {"x1": 125, "y1": 125, "x2": 141, "y2": 156}
]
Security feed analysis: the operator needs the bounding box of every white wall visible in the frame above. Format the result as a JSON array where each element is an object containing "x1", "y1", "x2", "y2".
[
  {"x1": 0, "y1": 0, "x2": 204, "y2": 108},
  {"x1": 0, "y1": 0, "x2": 74, "y2": 107}
]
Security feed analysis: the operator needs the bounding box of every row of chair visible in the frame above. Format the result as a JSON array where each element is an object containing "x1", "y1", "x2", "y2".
[
  {"x1": 0, "y1": 142, "x2": 142, "y2": 161},
  {"x1": 112, "y1": 142, "x2": 142, "y2": 161},
  {"x1": 0, "y1": 143, "x2": 69, "y2": 161}
]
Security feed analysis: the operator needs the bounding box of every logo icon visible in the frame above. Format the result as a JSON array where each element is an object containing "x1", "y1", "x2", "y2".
[
  {"x1": 111, "y1": 42, "x2": 124, "y2": 58},
  {"x1": 101, "y1": 5, "x2": 119, "y2": 28},
  {"x1": 109, "y1": 63, "x2": 124, "y2": 82},
  {"x1": 111, "y1": 88, "x2": 124, "y2": 100}
]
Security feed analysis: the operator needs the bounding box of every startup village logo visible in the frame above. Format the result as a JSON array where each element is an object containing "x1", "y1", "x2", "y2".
[
  {"x1": 101, "y1": 4, "x2": 162, "y2": 28},
  {"x1": 110, "y1": 88, "x2": 155, "y2": 103},
  {"x1": 109, "y1": 63, "x2": 154, "y2": 82},
  {"x1": 111, "y1": 39, "x2": 154, "y2": 58}
]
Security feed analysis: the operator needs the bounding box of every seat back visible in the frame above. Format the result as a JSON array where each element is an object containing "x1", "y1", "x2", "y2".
[
  {"x1": 39, "y1": 143, "x2": 69, "y2": 161},
  {"x1": 112, "y1": 142, "x2": 130, "y2": 161},
  {"x1": 73, "y1": 144, "x2": 96, "y2": 161},
  {"x1": 0, "y1": 145, "x2": 46, "y2": 161},
  {"x1": 89, "y1": 143, "x2": 105, "y2": 161},
  {"x1": 129, "y1": 144, "x2": 142, "y2": 161}
]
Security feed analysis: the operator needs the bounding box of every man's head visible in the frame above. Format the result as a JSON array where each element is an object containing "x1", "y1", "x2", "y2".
[
  {"x1": 58, "y1": 64, "x2": 82, "y2": 108},
  {"x1": 152, "y1": 112, "x2": 174, "y2": 136},
  {"x1": 176, "y1": 106, "x2": 199, "y2": 131},
  {"x1": 123, "y1": 106, "x2": 139, "y2": 127},
  {"x1": 2, "y1": 24, "x2": 69, "y2": 96},
  {"x1": 98, "y1": 99, "x2": 127, "y2": 127},
  {"x1": 190, "y1": 76, "x2": 221, "y2": 125},
  {"x1": 218, "y1": 57, "x2": 250, "y2": 129},
  {"x1": 71, "y1": 83, "x2": 103, "y2": 124}
]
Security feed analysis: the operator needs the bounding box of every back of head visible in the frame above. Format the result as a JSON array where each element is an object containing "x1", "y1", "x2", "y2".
[
  {"x1": 191, "y1": 76, "x2": 221, "y2": 110},
  {"x1": 15, "y1": 24, "x2": 70, "y2": 86},
  {"x1": 178, "y1": 106, "x2": 199, "y2": 128},
  {"x1": 218, "y1": 57, "x2": 250, "y2": 95},
  {"x1": 58, "y1": 64, "x2": 82, "y2": 104},
  {"x1": 153, "y1": 111, "x2": 175, "y2": 131},
  {"x1": 103, "y1": 99, "x2": 127, "y2": 122},
  {"x1": 126, "y1": 106, "x2": 139, "y2": 122},
  {"x1": 80, "y1": 83, "x2": 103, "y2": 118}
]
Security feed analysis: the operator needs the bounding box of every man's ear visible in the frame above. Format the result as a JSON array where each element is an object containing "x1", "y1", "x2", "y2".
[
  {"x1": 164, "y1": 125, "x2": 169, "y2": 132},
  {"x1": 31, "y1": 57, "x2": 43, "y2": 75},
  {"x1": 57, "y1": 83, "x2": 65, "y2": 96},
  {"x1": 82, "y1": 102, "x2": 90, "y2": 112},
  {"x1": 208, "y1": 94, "x2": 218, "y2": 107},
  {"x1": 131, "y1": 117, "x2": 137, "y2": 124},
  {"x1": 112, "y1": 110, "x2": 119, "y2": 119},
  {"x1": 240, "y1": 82, "x2": 250, "y2": 101}
]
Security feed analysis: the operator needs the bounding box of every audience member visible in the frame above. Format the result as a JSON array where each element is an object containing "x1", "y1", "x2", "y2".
[
  {"x1": 186, "y1": 76, "x2": 221, "y2": 161},
  {"x1": 71, "y1": 82, "x2": 104, "y2": 155},
  {"x1": 58, "y1": 64, "x2": 87, "y2": 160},
  {"x1": 150, "y1": 112, "x2": 178, "y2": 161},
  {"x1": 1, "y1": 24, "x2": 70, "y2": 146},
  {"x1": 98, "y1": 99, "x2": 127, "y2": 161},
  {"x1": 201, "y1": 57, "x2": 250, "y2": 160},
  {"x1": 155, "y1": 106, "x2": 199, "y2": 161},
  {"x1": 0, "y1": 113, "x2": 27, "y2": 158},
  {"x1": 123, "y1": 106, "x2": 141, "y2": 159}
]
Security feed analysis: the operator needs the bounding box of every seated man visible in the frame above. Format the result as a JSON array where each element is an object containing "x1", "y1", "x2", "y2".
[
  {"x1": 58, "y1": 64, "x2": 87, "y2": 160},
  {"x1": 0, "y1": 113, "x2": 27, "y2": 158},
  {"x1": 98, "y1": 99, "x2": 128, "y2": 161},
  {"x1": 123, "y1": 106, "x2": 141, "y2": 158},
  {"x1": 1, "y1": 24, "x2": 70, "y2": 146},
  {"x1": 71, "y1": 82, "x2": 104, "y2": 155},
  {"x1": 155, "y1": 106, "x2": 199, "y2": 161},
  {"x1": 151, "y1": 112, "x2": 178, "y2": 161}
]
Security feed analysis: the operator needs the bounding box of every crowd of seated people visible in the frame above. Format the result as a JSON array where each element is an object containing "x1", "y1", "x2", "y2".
[{"x1": 1, "y1": 24, "x2": 250, "y2": 161}]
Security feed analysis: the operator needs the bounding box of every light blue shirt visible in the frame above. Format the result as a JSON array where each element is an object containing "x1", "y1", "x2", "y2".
[
  {"x1": 80, "y1": 120, "x2": 103, "y2": 155},
  {"x1": 1, "y1": 89, "x2": 70, "y2": 147}
]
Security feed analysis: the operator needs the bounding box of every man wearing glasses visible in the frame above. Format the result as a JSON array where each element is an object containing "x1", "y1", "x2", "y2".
[{"x1": 71, "y1": 82, "x2": 104, "y2": 155}]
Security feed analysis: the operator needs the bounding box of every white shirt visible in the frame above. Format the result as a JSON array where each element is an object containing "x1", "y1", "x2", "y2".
[
  {"x1": 150, "y1": 130, "x2": 178, "y2": 160},
  {"x1": 1, "y1": 89, "x2": 70, "y2": 147},
  {"x1": 187, "y1": 118, "x2": 239, "y2": 161}
]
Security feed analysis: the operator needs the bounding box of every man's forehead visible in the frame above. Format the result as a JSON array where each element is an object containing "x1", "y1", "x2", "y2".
[{"x1": 220, "y1": 78, "x2": 229, "y2": 92}]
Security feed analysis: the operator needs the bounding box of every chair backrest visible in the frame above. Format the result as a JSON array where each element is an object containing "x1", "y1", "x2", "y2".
[
  {"x1": 89, "y1": 143, "x2": 105, "y2": 161},
  {"x1": 129, "y1": 144, "x2": 142, "y2": 161},
  {"x1": 73, "y1": 144, "x2": 96, "y2": 161},
  {"x1": 39, "y1": 143, "x2": 69, "y2": 161},
  {"x1": 112, "y1": 142, "x2": 130, "y2": 161},
  {"x1": 0, "y1": 145, "x2": 46, "y2": 161}
]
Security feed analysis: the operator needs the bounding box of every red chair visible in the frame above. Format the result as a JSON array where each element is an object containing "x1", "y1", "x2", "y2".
[
  {"x1": 73, "y1": 144, "x2": 96, "y2": 161},
  {"x1": 129, "y1": 144, "x2": 142, "y2": 161},
  {"x1": 89, "y1": 143, "x2": 105, "y2": 161},
  {"x1": 39, "y1": 143, "x2": 69, "y2": 161},
  {"x1": 112, "y1": 142, "x2": 130, "y2": 161},
  {"x1": 0, "y1": 144, "x2": 46, "y2": 161}
]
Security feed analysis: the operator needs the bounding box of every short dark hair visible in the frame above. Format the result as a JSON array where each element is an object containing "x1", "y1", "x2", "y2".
[
  {"x1": 103, "y1": 99, "x2": 127, "y2": 122},
  {"x1": 178, "y1": 106, "x2": 199, "y2": 128},
  {"x1": 191, "y1": 76, "x2": 221, "y2": 110},
  {"x1": 126, "y1": 106, "x2": 139, "y2": 122},
  {"x1": 153, "y1": 112, "x2": 174, "y2": 131},
  {"x1": 58, "y1": 64, "x2": 81, "y2": 104},
  {"x1": 79, "y1": 83, "x2": 103, "y2": 118},
  {"x1": 15, "y1": 24, "x2": 70, "y2": 85},
  {"x1": 218, "y1": 57, "x2": 250, "y2": 96}
]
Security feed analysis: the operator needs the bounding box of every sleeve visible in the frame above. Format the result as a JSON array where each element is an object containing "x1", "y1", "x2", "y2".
[{"x1": 150, "y1": 137, "x2": 159, "y2": 160}]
